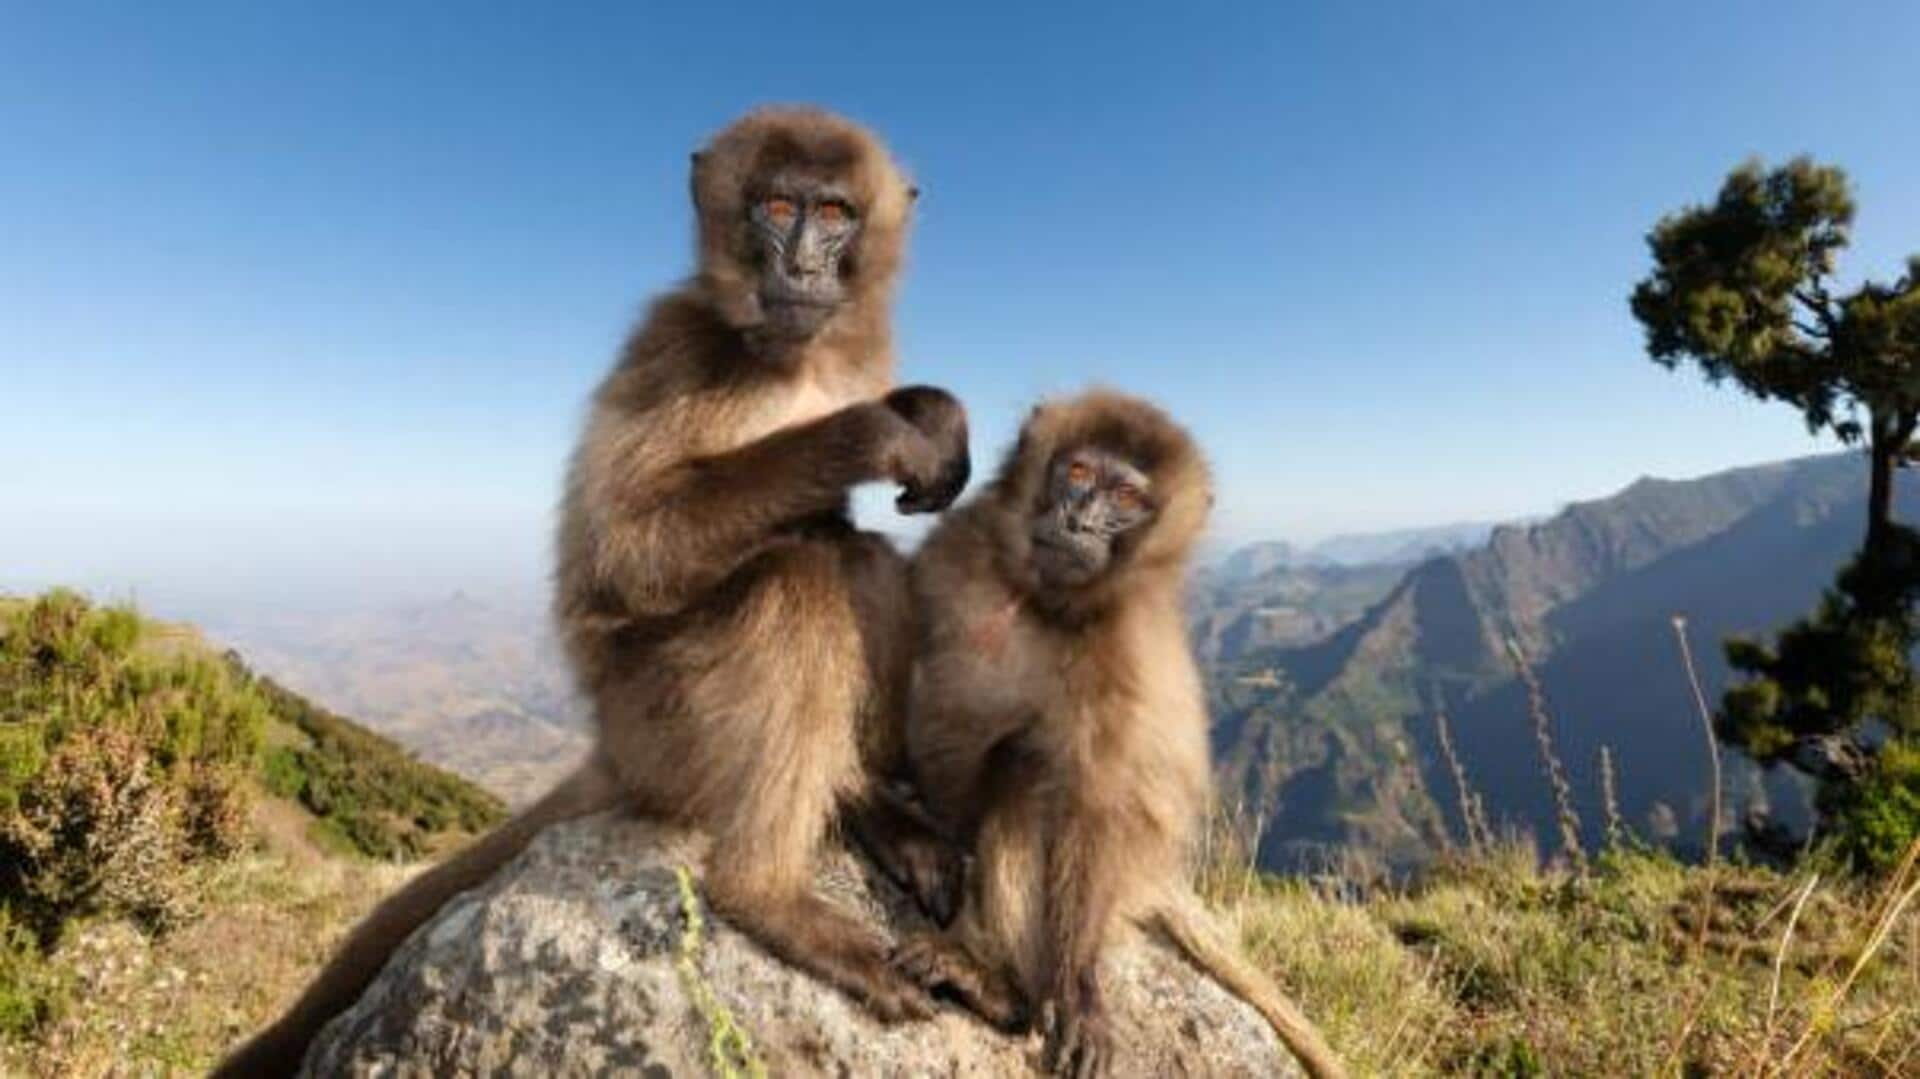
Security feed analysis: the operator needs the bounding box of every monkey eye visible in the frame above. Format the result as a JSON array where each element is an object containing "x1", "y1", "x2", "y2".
[
  {"x1": 764, "y1": 197, "x2": 797, "y2": 222},
  {"x1": 1111, "y1": 484, "x2": 1143, "y2": 511},
  {"x1": 817, "y1": 201, "x2": 851, "y2": 224},
  {"x1": 1066, "y1": 461, "x2": 1093, "y2": 485}
]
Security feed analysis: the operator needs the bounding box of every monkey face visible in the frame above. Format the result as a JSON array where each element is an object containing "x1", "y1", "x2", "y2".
[
  {"x1": 1029, "y1": 447, "x2": 1155, "y2": 589},
  {"x1": 747, "y1": 171, "x2": 863, "y2": 342}
]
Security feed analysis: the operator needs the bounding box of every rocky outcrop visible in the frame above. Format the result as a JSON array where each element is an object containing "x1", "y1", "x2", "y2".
[{"x1": 304, "y1": 813, "x2": 1300, "y2": 1077}]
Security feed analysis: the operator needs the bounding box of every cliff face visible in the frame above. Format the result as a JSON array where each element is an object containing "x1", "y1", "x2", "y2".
[{"x1": 306, "y1": 814, "x2": 1303, "y2": 1078}]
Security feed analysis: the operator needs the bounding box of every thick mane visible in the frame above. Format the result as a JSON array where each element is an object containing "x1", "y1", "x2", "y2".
[
  {"x1": 987, "y1": 388, "x2": 1213, "y2": 620},
  {"x1": 691, "y1": 106, "x2": 915, "y2": 330}
]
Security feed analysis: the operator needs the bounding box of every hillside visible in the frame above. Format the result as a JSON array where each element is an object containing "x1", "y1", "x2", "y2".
[
  {"x1": 2, "y1": 592, "x2": 1914, "y2": 1074},
  {"x1": 1191, "y1": 559, "x2": 1408, "y2": 665},
  {"x1": 1212, "y1": 452, "x2": 1885, "y2": 872},
  {"x1": 0, "y1": 591, "x2": 504, "y2": 1072},
  {"x1": 198, "y1": 595, "x2": 588, "y2": 805}
]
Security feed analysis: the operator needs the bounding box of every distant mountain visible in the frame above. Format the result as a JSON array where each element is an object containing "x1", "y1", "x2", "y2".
[
  {"x1": 1309, "y1": 520, "x2": 1504, "y2": 567},
  {"x1": 200, "y1": 593, "x2": 588, "y2": 805},
  {"x1": 1196, "y1": 523, "x2": 1510, "y2": 665},
  {"x1": 1210, "y1": 453, "x2": 1879, "y2": 872},
  {"x1": 1213, "y1": 523, "x2": 1505, "y2": 585},
  {"x1": 1214, "y1": 541, "x2": 1327, "y2": 584},
  {"x1": 1191, "y1": 561, "x2": 1407, "y2": 665}
]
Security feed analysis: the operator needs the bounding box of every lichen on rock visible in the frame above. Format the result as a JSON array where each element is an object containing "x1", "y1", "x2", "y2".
[{"x1": 304, "y1": 813, "x2": 1299, "y2": 1077}]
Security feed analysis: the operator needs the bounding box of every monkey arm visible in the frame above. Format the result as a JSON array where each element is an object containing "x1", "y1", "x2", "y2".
[
  {"x1": 1042, "y1": 799, "x2": 1127, "y2": 1007},
  {"x1": 1035, "y1": 794, "x2": 1127, "y2": 1075},
  {"x1": 587, "y1": 403, "x2": 921, "y2": 617}
]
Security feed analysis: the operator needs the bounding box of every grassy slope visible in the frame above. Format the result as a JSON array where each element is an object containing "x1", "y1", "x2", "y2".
[
  {"x1": 6, "y1": 593, "x2": 1916, "y2": 1074},
  {"x1": 2, "y1": 798, "x2": 410, "y2": 1076},
  {"x1": 0, "y1": 592, "x2": 504, "y2": 1074},
  {"x1": 1208, "y1": 840, "x2": 1920, "y2": 1075},
  {"x1": 17, "y1": 826, "x2": 1915, "y2": 1075}
]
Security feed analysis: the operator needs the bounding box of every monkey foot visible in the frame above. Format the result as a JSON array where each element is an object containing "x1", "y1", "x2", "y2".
[
  {"x1": 891, "y1": 933, "x2": 1029, "y2": 1033},
  {"x1": 1040, "y1": 997, "x2": 1115, "y2": 1079}
]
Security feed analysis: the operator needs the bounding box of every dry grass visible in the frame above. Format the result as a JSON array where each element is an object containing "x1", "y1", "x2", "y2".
[
  {"x1": 1204, "y1": 839, "x2": 1920, "y2": 1076},
  {"x1": 0, "y1": 797, "x2": 414, "y2": 1077},
  {"x1": 3, "y1": 791, "x2": 1913, "y2": 1075}
]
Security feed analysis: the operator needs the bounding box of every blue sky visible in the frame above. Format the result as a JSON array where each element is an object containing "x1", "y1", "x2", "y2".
[{"x1": 4, "y1": 3, "x2": 1919, "y2": 611}]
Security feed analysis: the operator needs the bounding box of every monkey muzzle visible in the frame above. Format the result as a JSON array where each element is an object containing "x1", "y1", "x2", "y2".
[
  {"x1": 755, "y1": 214, "x2": 853, "y2": 341},
  {"x1": 1031, "y1": 523, "x2": 1111, "y2": 588},
  {"x1": 757, "y1": 292, "x2": 839, "y2": 341}
]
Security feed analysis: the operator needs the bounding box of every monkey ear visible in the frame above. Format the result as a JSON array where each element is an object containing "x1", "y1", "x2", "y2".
[{"x1": 689, "y1": 151, "x2": 708, "y2": 210}]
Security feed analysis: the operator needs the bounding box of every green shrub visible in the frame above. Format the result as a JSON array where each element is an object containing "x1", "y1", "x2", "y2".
[
  {"x1": 1, "y1": 592, "x2": 271, "y2": 943},
  {"x1": 0, "y1": 726, "x2": 193, "y2": 941},
  {"x1": 260, "y1": 746, "x2": 306, "y2": 800},
  {"x1": 1825, "y1": 737, "x2": 1920, "y2": 873},
  {"x1": 240, "y1": 672, "x2": 505, "y2": 861}
]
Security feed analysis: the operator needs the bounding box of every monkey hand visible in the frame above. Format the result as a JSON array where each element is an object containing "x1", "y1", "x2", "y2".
[
  {"x1": 1040, "y1": 979, "x2": 1114, "y2": 1079},
  {"x1": 883, "y1": 385, "x2": 971, "y2": 514}
]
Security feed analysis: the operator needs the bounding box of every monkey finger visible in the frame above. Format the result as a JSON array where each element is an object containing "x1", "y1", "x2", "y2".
[
  {"x1": 865, "y1": 971, "x2": 936, "y2": 1024},
  {"x1": 1039, "y1": 1007, "x2": 1066, "y2": 1073},
  {"x1": 895, "y1": 462, "x2": 969, "y2": 515},
  {"x1": 889, "y1": 935, "x2": 945, "y2": 987},
  {"x1": 895, "y1": 486, "x2": 939, "y2": 515},
  {"x1": 893, "y1": 486, "x2": 947, "y2": 515},
  {"x1": 1073, "y1": 1039, "x2": 1108, "y2": 1079},
  {"x1": 926, "y1": 861, "x2": 961, "y2": 926}
]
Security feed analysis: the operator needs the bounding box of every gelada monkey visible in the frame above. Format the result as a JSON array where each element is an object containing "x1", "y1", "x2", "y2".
[
  {"x1": 899, "y1": 391, "x2": 1344, "y2": 1078},
  {"x1": 219, "y1": 106, "x2": 969, "y2": 1075}
]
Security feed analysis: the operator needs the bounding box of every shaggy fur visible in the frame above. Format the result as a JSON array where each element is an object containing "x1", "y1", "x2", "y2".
[
  {"x1": 216, "y1": 106, "x2": 966, "y2": 1077},
  {"x1": 898, "y1": 391, "x2": 1346, "y2": 1079}
]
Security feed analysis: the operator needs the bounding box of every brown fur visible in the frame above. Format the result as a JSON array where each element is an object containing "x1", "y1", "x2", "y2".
[
  {"x1": 899, "y1": 391, "x2": 1346, "y2": 1078},
  {"x1": 217, "y1": 106, "x2": 963, "y2": 1077}
]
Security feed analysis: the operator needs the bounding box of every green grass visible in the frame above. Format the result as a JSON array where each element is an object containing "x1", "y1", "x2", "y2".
[
  {"x1": 0, "y1": 589, "x2": 505, "y2": 1070},
  {"x1": 1208, "y1": 840, "x2": 1920, "y2": 1075}
]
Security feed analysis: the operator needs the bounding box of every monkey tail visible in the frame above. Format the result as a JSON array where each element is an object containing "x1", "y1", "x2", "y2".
[
  {"x1": 213, "y1": 754, "x2": 625, "y2": 1078},
  {"x1": 1148, "y1": 895, "x2": 1348, "y2": 1079}
]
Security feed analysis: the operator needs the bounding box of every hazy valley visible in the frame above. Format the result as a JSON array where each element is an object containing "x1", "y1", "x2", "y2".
[{"x1": 197, "y1": 594, "x2": 590, "y2": 805}]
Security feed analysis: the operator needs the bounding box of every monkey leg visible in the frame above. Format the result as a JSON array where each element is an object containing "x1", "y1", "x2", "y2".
[
  {"x1": 607, "y1": 540, "x2": 933, "y2": 1021},
  {"x1": 846, "y1": 784, "x2": 964, "y2": 926},
  {"x1": 838, "y1": 529, "x2": 966, "y2": 924}
]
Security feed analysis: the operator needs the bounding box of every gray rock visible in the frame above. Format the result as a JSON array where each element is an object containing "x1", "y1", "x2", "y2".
[{"x1": 305, "y1": 813, "x2": 1298, "y2": 1077}]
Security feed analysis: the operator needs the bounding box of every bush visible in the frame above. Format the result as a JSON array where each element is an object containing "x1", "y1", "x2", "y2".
[
  {"x1": 1825, "y1": 737, "x2": 1920, "y2": 873},
  {"x1": 1, "y1": 592, "x2": 268, "y2": 943},
  {"x1": 0, "y1": 727, "x2": 193, "y2": 941},
  {"x1": 181, "y1": 764, "x2": 250, "y2": 860}
]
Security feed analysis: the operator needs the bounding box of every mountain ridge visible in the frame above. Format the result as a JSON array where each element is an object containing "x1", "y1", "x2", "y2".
[{"x1": 1210, "y1": 451, "x2": 1875, "y2": 871}]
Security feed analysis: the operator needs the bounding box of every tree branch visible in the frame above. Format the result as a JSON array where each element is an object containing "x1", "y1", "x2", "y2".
[{"x1": 1793, "y1": 281, "x2": 1841, "y2": 341}]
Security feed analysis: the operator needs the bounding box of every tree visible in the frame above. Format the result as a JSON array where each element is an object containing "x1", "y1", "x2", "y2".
[
  {"x1": 1631, "y1": 158, "x2": 1920, "y2": 869},
  {"x1": 1630, "y1": 158, "x2": 1920, "y2": 565}
]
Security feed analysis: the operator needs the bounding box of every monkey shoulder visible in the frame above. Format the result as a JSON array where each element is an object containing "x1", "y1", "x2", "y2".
[{"x1": 906, "y1": 514, "x2": 984, "y2": 603}]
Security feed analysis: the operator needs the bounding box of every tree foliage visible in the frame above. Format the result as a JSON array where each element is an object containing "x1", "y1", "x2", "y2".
[{"x1": 1632, "y1": 159, "x2": 1920, "y2": 870}]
